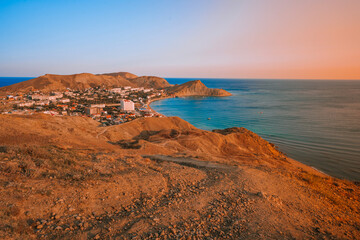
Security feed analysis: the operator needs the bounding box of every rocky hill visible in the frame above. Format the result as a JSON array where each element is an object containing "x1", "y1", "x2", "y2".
[
  {"x1": 167, "y1": 80, "x2": 231, "y2": 97},
  {"x1": 129, "y1": 76, "x2": 172, "y2": 89},
  {"x1": 0, "y1": 72, "x2": 172, "y2": 93},
  {"x1": 101, "y1": 72, "x2": 171, "y2": 89},
  {"x1": 0, "y1": 114, "x2": 359, "y2": 239},
  {"x1": 101, "y1": 71, "x2": 138, "y2": 79},
  {"x1": 0, "y1": 72, "x2": 230, "y2": 97}
]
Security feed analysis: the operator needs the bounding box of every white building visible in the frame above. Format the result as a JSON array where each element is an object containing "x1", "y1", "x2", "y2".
[
  {"x1": 32, "y1": 93, "x2": 63, "y2": 101},
  {"x1": 110, "y1": 88, "x2": 123, "y2": 94},
  {"x1": 31, "y1": 94, "x2": 49, "y2": 100},
  {"x1": 48, "y1": 96, "x2": 58, "y2": 101},
  {"x1": 35, "y1": 100, "x2": 50, "y2": 106},
  {"x1": 51, "y1": 92, "x2": 63, "y2": 98},
  {"x1": 18, "y1": 101, "x2": 35, "y2": 107},
  {"x1": 90, "y1": 104, "x2": 106, "y2": 108},
  {"x1": 59, "y1": 99, "x2": 70, "y2": 103},
  {"x1": 120, "y1": 99, "x2": 134, "y2": 111}
]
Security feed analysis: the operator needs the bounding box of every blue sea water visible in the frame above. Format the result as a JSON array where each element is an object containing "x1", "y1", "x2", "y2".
[
  {"x1": 152, "y1": 78, "x2": 360, "y2": 181},
  {"x1": 0, "y1": 77, "x2": 34, "y2": 88}
]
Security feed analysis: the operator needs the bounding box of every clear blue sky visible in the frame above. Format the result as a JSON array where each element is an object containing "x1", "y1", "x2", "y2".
[{"x1": 1, "y1": 0, "x2": 360, "y2": 79}]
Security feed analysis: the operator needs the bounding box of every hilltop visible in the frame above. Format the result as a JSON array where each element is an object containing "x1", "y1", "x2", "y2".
[
  {"x1": 0, "y1": 114, "x2": 359, "y2": 239},
  {"x1": 101, "y1": 72, "x2": 138, "y2": 79},
  {"x1": 0, "y1": 72, "x2": 172, "y2": 93},
  {"x1": 167, "y1": 80, "x2": 232, "y2": 97},
  {"x1": 0, "y1": 72, "x2": 231, "y2": 97}
]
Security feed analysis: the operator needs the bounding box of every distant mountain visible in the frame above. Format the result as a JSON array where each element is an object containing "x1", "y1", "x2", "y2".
[
  {"x1": 102, "y1": 72, "x2": 172, "y2": 89},
  {"x1": 101, "y1": 72, "x2": 138, "y2": 79},
  {"x1": 129, "y1": 76, "x2": 172, "y2": 89},
  {"x1": 167, "y1": 80, "x2": 231, "y2": 97},
  {"x1": 0, "y1": 72, "x2": 171, "y2": 93},
  {"x1": 0, "y1": 73, "x2": 230, "y2": 97}
]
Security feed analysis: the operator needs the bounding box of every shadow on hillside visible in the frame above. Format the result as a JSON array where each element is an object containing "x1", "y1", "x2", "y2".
[{"x1": 108, "y1": 129, "x2": 183, "y2": 149}]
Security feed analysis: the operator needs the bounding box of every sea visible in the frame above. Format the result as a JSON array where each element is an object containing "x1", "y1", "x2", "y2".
[
  {"x1": 1, "y1": 77, "x2": 360, "y2": 181},
  {"x1": 151, "y1": 78, "x2": 360, "y2": 182},
  {"x1": 0, "y1": 77, "x2": 34, "y2": 88}
]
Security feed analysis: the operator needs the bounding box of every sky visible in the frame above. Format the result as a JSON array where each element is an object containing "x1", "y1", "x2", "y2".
[{"x1": 0, "y1": 0, "x2": 360, "y2": 79}]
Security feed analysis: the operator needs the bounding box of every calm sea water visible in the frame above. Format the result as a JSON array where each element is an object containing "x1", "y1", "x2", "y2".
[
  {"x1": 152, "y1": 78, "x2": 360, "y2": 182},
  {"x1": 0, "y1": 77, "x2": 34, "y2": 88}
]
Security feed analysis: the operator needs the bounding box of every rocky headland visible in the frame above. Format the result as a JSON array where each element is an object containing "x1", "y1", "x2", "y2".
[{"x1": 166, "y1": 80, "x2": 232, "y2": 97}]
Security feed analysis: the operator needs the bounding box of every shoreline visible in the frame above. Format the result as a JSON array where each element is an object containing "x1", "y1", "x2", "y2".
[
  {"x1": 146, "y1": 94, "x2": 355, "y2": 183},
  {"x1": 146, "y1": 96, "x2": 171, "y2": 117}
]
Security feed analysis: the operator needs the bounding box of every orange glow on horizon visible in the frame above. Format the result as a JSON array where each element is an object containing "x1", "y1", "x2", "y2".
[{"x1": 156, "y1": 0, "x2": 360, "y2": 80}]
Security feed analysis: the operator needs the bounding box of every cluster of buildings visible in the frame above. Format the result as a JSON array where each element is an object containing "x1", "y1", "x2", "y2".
[{"x1": 1, "y1": 86, "x2": 166, "y2": 126}]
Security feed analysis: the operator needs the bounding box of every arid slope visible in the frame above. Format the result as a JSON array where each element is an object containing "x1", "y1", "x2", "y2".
[
  {"x1": 0, "y1": 73, "x2": 135, "y2": 93},
  {"x1": 0, "y1": 72, "x2": 171, "y2": 93},
  {"x1": 0, "y1": 114, "x2": 359, "y2": 239}
]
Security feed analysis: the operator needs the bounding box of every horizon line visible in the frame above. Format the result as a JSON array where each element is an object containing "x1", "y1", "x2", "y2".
[{"x1": 1, "y1": 75, "x2": 360, "y2": 81}]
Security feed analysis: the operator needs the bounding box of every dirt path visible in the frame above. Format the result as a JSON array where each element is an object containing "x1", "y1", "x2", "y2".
[
  {"x1": 42, "y1": 154, "x2": 244, "y2": 239},
  {"x1": 96, "y1": 128, "x2": 108, "y2": 139},
  {"x1": 143, "y1": 155, "x2": 236, "y2": 170},
  {"x1": 30, "y1": 153, "x2": 359, "y2": 240}
]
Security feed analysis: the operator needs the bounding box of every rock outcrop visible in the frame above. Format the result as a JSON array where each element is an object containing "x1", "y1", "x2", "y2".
[{"x1": 167, "y1": 80, "x2": 231, "y2": 97}]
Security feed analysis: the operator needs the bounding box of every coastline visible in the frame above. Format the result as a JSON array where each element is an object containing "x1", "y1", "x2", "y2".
[
  {"x1": 146, "y1": 94, "x2": 352, "y2": 182},
  {"x1": 147, "y1": 96, "x2": 171, "y2": 117}
]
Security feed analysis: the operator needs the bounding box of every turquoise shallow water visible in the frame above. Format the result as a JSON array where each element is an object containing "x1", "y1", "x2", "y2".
[{"x1": 152, "y1": 78, "x2": 360, "y2": 181}]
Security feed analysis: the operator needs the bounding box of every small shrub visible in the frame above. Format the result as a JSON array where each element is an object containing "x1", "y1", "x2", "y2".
[
  {"x1": 5, "y1": 205, "x2": 20, "y2": 217},
  {"x1": 0, "y1": 146, "x2": 7, "y2": 153}
]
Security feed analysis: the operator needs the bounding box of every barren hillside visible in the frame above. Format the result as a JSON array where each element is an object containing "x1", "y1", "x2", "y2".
[
  {"x1": 0, "y1": 114, "x2": 359, "y2": 239},
  {"x1": 129, "y1": 76, "x2": 172, "y2": 89},
  {"x1": 0, "y1": 72, "x2": 171, "y2": 93}
]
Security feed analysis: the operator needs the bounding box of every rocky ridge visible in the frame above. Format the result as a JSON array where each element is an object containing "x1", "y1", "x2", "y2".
[
  {"x1": 0, "y1": 72, "x2": 172, "y2": 93},
  {"x1": 0, "y1": 73, "x2": 232, "y2": 97}
]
